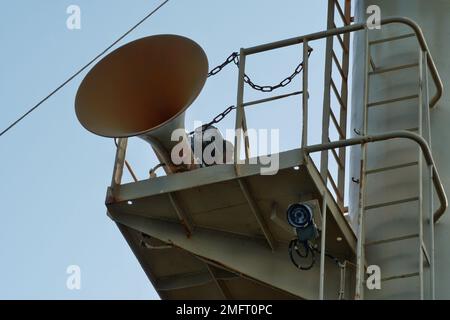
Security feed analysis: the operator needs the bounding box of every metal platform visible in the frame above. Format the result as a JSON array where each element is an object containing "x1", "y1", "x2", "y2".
[{"x1": 107, "y1": 148, "x2": 356, "y2": 299}]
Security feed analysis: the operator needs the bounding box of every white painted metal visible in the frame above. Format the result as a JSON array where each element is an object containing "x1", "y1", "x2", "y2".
[{"x1": 350, "y1": 0, "x2": 450, "y2": 299}]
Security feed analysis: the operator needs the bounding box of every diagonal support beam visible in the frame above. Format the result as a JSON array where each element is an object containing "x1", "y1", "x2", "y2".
[
  {"x1": 168, "y1": 192, "x2": 194, "y2": 237},
  {"x1": 237, "y1": 178, "x2": 276, "y2": 251},
  {"x1": 205, "y1": 264, "x2": 233, "y2": 299}
]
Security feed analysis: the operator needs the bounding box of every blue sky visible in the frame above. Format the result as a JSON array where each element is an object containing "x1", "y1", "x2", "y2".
[{"x1": 0, "y1": 0, "x2": 332, "y2": 299}]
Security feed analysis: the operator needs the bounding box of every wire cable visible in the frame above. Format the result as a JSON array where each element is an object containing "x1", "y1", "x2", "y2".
[
  {"x1": 289, "y1": 237, "x2": 343, "y2": 271},
  {"x1": 0, "y1": 0, "x2": 170, "y2": 138},
  {"x1": 289, "y1": 239, "x2": 316, "y2": 271}
]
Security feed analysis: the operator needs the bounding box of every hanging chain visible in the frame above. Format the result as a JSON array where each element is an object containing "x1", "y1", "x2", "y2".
[
  {"x1": 207, "y1": 47, "x2": 313, "y2": 92},
  {"x1": 192, "y1": 46, "x2": 313, "y2": 134},
  {"x1": 188, "y1": 105, "x2": 236, "y2": 135},
  {"x1": 236, "y1": 46, "x2": 313, "y2": 92},
  {"x1": 207, "y1": 52, "x2": 239, "y2": 77}
]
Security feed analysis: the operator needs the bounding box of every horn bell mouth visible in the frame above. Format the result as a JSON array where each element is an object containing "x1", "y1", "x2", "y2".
[{"x1": 75, "y1": 34, "x2": 209, "y2": 138}]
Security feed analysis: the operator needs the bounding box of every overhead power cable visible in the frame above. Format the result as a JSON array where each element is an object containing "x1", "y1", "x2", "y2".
[{"x1": 0, "y1": 0, "x2": 170, "y2": 138}]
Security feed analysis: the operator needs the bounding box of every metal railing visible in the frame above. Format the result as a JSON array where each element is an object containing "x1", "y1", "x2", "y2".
[
  {"x1": 232, "y1": 16, "x2": 444, "y2": 208},
  {"x1": 239, "y1": 18, "x2": 443, "y2": 107},
  {"x1": 231, "y1": 17, "x2": 447, "y2": 300},
  {"x1": 109, "y1": 18, "x2": 447, "y2": 232},
  {"x1": 303, "y1": 132, "x2": 446, "y2": 226},
  {"x1": 108, "y1": 16, "x2": 448, "y2": 300}
]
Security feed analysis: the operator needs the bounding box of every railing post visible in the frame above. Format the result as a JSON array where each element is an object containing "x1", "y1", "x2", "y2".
[
  {"x1": 319, "y1": 192, "x2": 327, "y2": 299},
  {"x1": 234, "y1": 48, "x2": 247, "y2": 170},
  {"x1": 111, "y1": 138, "x2": 128, "y2": 190},
  {"x1": 302, "y1": 39, "x2": 309, "y2": 148}
]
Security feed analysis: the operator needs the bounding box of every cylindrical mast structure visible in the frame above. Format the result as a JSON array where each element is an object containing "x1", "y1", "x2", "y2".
[{"x1": 349, "y1": 0, "x2": 450, "y2": 299}]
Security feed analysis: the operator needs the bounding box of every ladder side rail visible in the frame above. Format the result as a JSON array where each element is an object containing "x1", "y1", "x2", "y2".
[
  {"x1": 320, "y1": 0, "x2": 336, "y2": 187},
  {"x1": 336, "y1": 0, "x2": 352, "y2": 210},
  {"x1": 418, "y1": 48, "x2": 425, "y2": 299},
  {"x1": 422, "y1": 50, "x2": 435, "y2": 299},
  {"x1": 354, "y1": 26, "x2": 370, "y2": 300}
]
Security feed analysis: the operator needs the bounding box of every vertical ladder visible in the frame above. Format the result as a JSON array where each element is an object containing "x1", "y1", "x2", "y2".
[
  {"x1": 355, "y1": 28, "x2": 435, "y2": 300},
  {"x1": 321, "y1": 0, "x2": 352, "y2": 211}
]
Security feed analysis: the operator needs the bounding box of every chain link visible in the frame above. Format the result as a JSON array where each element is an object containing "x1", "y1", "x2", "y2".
[
  {"x1": 236, "y1": 47, "x2": 313, "y2": 92},
  {"x1": 188, "y1": 105, "x2": 236, "y2": 135},
  {"x1": 208, "y1": 47, "x2": 313, "y2": 92},
  {"x1": 207, "y1": 52, "x2": 239, "y2": 77},
  {"x1": 196, "y1": 46, "x2": 313, "y2": 133}
]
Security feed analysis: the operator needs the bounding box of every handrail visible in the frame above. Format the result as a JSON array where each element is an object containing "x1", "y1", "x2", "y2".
[
  {"x1": 303, "y1": 130, "x2": 448, "y2": 223},
  {"x1": 243, "y1": 17, "x2": 443, "y2": 109}
]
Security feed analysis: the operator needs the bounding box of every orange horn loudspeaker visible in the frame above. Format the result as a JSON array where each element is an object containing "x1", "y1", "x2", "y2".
[{"x1": 75, "y1": 34, "x2": 209, "y2": 172}]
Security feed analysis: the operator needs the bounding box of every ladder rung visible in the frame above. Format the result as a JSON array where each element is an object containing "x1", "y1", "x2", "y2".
[
  {"x1": 381, "y1": 272, "x2": 419, "y2": 282},
  {"x1": 327, "y1": 137, "x2": 345, "y2": 169},
  {"x1": 331, "y1": 79, "x2": 347, "y2": 110},
  {"x1": 369, "y1": 127, "x2": 418, "y2": 135},
  {"x1": 333, "y1": 0, "x2": 349, "y2": 25},
  {"x1": 365, "y1": 234, "x2": 418, "y2": 247},
  {"x1": 369, "y1": 33, "x2": 416, "y2": 46},
  {"x1": 369, "y1": 63, "x2": 419, "y2": 76},
  {"x1": 332, "y1": 23, "x2": 349, "y2": 53},
  {"x1": 365, "y1": 196, "x2": 419, "y2": 211},
  {"x1": 369, "y1": 55, "x2": 377, "y2": 71},
  {"x1": 368, "y1": 94, "x2": 419, "y2": 108},
  {"x1": 331, "y1": 146, "x2": 345, "y2": 169},
  {"x1": 422, "y1": 241, "x2": 431, "y2": 267},
  {"x1": 330, "y1": 109, "x2": 346, "y2": 139},
  {"x1": 366, "y1": 161, "x2": 418, "y2": 175},
  {"x1": 337, "y1": 34, "x2": 349, "y2": 53},
  {"x1": 332, "y1": 50, "x2": 348, "y2": 81}
]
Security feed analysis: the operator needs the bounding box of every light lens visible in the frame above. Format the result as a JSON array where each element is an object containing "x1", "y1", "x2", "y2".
[{"x1": 287, "y1": 203, "x2": 313, "y2": 228}]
